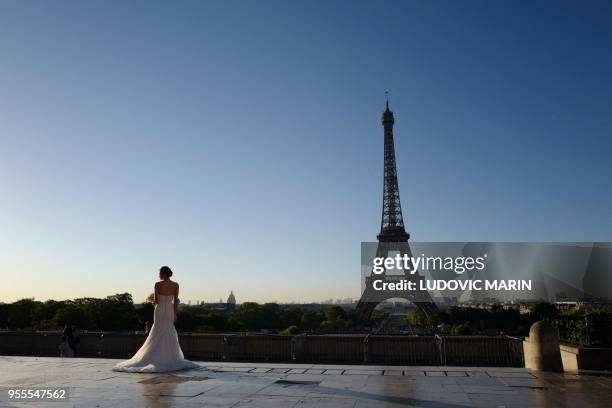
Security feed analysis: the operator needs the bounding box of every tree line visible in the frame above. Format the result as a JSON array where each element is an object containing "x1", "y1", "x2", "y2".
[
  {"x1": 410, "y1": 302, "x2": 612, "y2": 346},
  {"x1": 0, "y1": 294, "x2": 386, "y2": 334},
  {"x1": 1, "y1": 294, "x2": 609, "y2": 346},
  {"x1": 0, "y1": 294, "x2": 145, "y2": 332}
]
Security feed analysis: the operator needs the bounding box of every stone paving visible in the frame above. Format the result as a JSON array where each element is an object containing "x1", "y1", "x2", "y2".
[{"x1": 0, "y1": 356, "x2": 610, "y2": 407}]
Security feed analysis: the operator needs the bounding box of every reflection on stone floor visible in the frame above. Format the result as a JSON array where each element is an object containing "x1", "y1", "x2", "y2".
[{"x1": 0, "y1": 356, "x2": 610, "y2": 407}]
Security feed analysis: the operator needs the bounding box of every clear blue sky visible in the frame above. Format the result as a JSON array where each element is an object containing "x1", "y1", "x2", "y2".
[{"x1": 1, "y1": 1, "x2": 610, "y2": 303}]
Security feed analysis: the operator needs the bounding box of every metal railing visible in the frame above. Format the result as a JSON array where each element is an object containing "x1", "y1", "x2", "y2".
[
  {"x1": 0, "y1": 331, "x2": 524, "y2": 366},
  {"x1": 368, "y1": 335, "x2": 440, "y2": 365},
  {"x1": 440, "y1": 335, "x2": 524, "y2": 367}
]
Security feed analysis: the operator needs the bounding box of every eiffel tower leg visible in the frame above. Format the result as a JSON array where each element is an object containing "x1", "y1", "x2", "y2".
[
  {"x1": 356, "y1": 302, "x2": 378, "y2": 322},
  {"x1": 357, "y1": 241, "x2": 438, "y2": 323}
]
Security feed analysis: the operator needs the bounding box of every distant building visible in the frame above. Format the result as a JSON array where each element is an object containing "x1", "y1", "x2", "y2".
[
  {"x1": 194, "y1": 291, "x2": 237, "y2": 312},
  {"x1": 554, "y1": 301, "x2": 610, "y2": 312}
]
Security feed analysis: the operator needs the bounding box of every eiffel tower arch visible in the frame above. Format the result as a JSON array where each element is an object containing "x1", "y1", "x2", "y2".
[{"x1": 356, "y1": 98, "x2": 438, "y2": 321}]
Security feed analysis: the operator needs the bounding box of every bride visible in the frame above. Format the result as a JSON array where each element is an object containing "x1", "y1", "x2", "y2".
[{"x1": 113, "y1": 266, "x2": 199, "y2": 373}]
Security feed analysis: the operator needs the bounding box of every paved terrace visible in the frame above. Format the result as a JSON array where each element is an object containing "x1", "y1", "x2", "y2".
[{"x1": 0, "y1": 357, "x2": 610, "y2": 407}]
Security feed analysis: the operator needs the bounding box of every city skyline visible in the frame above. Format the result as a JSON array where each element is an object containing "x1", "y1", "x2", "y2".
[{"x1": 1, "y1": 1, "x2": 612, "y2": 304}]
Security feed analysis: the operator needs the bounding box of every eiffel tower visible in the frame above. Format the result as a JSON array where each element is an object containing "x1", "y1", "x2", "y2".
[{"x1": 356, "y1": 98, "x2": 438, "y2": 321}]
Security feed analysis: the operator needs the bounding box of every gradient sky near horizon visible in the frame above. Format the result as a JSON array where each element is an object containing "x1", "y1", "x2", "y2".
[{"x1": 1, "y1": 1, "x2": 611, "y2": 304}]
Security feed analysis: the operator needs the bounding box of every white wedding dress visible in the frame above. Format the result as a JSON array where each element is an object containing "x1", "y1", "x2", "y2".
[{"x1": 112, "y1": 294, "x2": 199, "y2": 373}]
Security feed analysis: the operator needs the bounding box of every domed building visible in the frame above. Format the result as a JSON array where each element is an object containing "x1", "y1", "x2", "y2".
[
  {"x1": 227, "y1": 290, "x2": 236, "y2": 305},
  {"x1": 196, "y1": 291, "x2": 237, "y2": 311}
]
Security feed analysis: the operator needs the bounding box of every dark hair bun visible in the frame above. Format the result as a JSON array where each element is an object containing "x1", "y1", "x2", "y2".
[{"x1": 160, "y1": 266, "x2": 173, "y2": 277}]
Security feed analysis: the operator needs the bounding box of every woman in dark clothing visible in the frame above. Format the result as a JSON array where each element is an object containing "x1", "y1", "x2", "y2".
[{"x1": 60, "y1": 325, "x2": 80, "y2": 357}]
